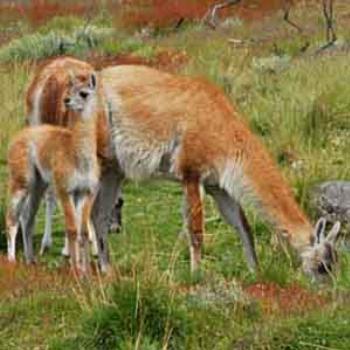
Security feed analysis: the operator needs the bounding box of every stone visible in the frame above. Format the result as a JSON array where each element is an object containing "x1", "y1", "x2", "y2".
[{"x1": 312, "y1": 181, "x2": 350, "y2": 224}]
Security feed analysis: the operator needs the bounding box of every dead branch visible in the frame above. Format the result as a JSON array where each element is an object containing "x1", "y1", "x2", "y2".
[
  {"x1": 322, "y1": 0, "x2": 336, "y2": 43},
  {"x1": 202, "y1": 0, "x2": 241, "y2": 29},
  {"x1": 282, "y1": 0, "x2": 337, "y2": 45},
  {"x1": 282, "y1": 0, "x2": 303, "y2": 33}
]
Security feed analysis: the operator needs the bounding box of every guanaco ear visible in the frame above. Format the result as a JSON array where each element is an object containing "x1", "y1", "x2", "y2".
[
  {"x1": 326, "y1": 221, "x2": 341, "y2": 244},
  {"x1": 89, "y1": 73, "x2": 97, "y2": 89},
  {"x1": 314, "y1": 217, "x2": 326, "y2": 244}
]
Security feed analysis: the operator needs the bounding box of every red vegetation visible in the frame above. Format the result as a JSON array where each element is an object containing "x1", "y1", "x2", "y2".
[
  {"x1": 87, "y1": 49, "x2": 189, "y2": 72},
  {"x1": 245, "y1": 282, "x2": 326, "y2": 315},
  {"x1": 119, "y1": 0, "x2": 217, "y2": 29},
  {"x1": 0, "y1": 0, "x2": 97, "y2": 28},
  {"x1": 118, "y1": 0, "x2": 309, "y2": 29},
  {"x1": 0, "y1": 256, "x2": 74, "y2": 299},
  {"x1": 0, "y1": 255, "x2": 112, "y2": 299},
  {"x1": 0, "y1": 1, "x2": 308, "y2": 31}
]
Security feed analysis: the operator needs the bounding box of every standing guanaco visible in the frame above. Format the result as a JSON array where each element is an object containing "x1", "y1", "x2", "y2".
[
  {"x1": 25, "y1": 56, "x2": 122, "y2": 256},
  {"x1": 6, "y1": 72, "x2": 100, "y2": 273}
]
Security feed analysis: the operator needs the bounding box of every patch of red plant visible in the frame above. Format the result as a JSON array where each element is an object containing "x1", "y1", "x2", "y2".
[
  {"x1": 0, "y1": 253, "x2": 118, "y2": 300},
  {"x1": 119, "y1": 0, "x2": 217, "y2": 29},
  {"x1": 87, "y1": 49, "x2": 189, "y2": 73},
  {"x1": 117, "y1": 0, "x2": 310, "y2": 29},
  {"x1": 0, "y1": 255, "x2": 75, "y2": 299},
  {"x1": 0, "y1": 1, "x2": 312, "y2": 32},
  {"x1": 245, "y1": 282, "x2": 326, "y2": 315},
  {"x1": 10, "y1": 0, "x2": 98, "y2": 28}
]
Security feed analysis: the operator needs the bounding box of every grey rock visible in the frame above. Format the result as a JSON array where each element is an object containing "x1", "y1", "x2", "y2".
[{"x1": 312, "y1": 181, "x2": 350, "y2": 224}]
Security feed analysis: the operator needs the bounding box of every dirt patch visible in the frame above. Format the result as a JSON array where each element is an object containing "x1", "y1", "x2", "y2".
[
  {"x1": 87, "y1": 49, "x2": 189, "y2": 73},
  {"x1": 245, "y1": 282, "x2": 326, "y2": 315}
]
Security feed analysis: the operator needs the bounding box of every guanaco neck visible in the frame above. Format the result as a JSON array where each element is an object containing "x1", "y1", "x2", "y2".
[
  {"x1": 245, "y1": 139, "x2": 313, "y2": 253},
  {"x1": 70, "y1": 95, "x2": 99, "y2": 169},
  {"x1": 264, "y1": 188, "x2": 313, "y2": 252}
]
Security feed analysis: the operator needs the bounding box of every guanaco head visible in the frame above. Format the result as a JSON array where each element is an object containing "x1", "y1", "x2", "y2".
[
  {"x1": 301, "y1": 218, "x2": 341, "y2": 282},
  {"x1": 64, "y1": 72, "x2": 97, "y2": 114}
]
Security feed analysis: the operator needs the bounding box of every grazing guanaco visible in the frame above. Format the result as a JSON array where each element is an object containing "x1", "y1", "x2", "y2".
[
  {"x1": 25, "y1": 56, "x2": 122, "y2": 256},
  {"x1": 90, "y1": 65, "x2": 340, "y2": 280},
  {"x1": 6, "y1": 72, "x2": 100, "y2": 273}
]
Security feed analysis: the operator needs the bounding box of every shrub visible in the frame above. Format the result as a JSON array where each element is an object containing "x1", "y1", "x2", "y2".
[{"x1": 0, "y1": 26, "x2": 115, "y2": 63}]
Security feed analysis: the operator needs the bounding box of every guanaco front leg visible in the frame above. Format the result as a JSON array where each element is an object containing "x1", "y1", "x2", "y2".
[
  {"x1": 79, "y1": 193, "x2": 96, "y2": 274},
  {"x1": 183, "y1": 175, "x2": 204, "y2": 274},
  {"x1": 60, "y1": 193, "x2": 79, "y2": 273}
]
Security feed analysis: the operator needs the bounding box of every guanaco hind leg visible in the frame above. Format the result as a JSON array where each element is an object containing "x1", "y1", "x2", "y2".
[
  {"x1": 92, "y1": 169, "x2": 123, "y2": 274},
  {"x1": 6, "y1": 189, "x2": 27, "y2": 262},
  {"x1": 40, "y1": 189, "x2": 56, "y2": 255},
  {"x1": 78, "y1": 193, "x2": 96, "y2": 274},
  {"x1": 183, "y1": 175, "x2": 204, "y2": 274},
  {"x1": 20, "y1": 179, "x2": 47, "y2": 263}
]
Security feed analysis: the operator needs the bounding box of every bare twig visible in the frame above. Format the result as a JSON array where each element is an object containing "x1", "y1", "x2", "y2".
[
  {"x1": 322, "y1": 0, "x2": 336, "y2": 43},
  {"x1": 282, "y1": 0, "x2": 337, "y2": 45},
  {"x1": 202, "y1": 0, "x2": 241, "y2": 29},
  {"x1": 282, "y1": 0, "x2": 303, "y2": 33}
]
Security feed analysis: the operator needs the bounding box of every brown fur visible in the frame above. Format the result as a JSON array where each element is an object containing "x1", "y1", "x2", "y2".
[
  {"x1": 100, "y1": 65, "x2": 314, "y2": 267},
  {"x1": 26, "y1": 56, "x2": 110, "y2": 163},
  {"x1": 7, "y1": 72, "x2": 100, "y2": 273}
]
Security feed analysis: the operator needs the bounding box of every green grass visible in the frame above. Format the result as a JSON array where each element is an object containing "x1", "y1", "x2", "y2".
[{"x1": 1, "y1": 2, "x2": 350, "y2": 349}]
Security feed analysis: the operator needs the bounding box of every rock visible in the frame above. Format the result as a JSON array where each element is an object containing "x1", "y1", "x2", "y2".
[{"x1": 312, "y1": 181, "x2": 350, "y2": 224}]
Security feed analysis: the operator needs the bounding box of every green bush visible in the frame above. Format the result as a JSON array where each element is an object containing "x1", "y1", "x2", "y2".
[{"x1": 0, "y1": 26, "x2": 115, "y2": 63}]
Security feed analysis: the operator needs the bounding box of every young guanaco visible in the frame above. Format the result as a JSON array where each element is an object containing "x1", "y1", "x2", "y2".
[{"x1": 6, "y1": 72, "x2": 100, "y2": 273}]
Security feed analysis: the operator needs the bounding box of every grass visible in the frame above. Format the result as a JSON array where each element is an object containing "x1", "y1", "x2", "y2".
[{"x1": 1, "y1": 1, "x2": 350, "y2": 349}]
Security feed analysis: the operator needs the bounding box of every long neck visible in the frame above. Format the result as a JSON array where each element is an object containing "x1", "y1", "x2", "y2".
[
  {"x1": 71, "y1": 98, "x2": 98, "y2": 164},
  {"x1": 245, "y1": 138, "x2": 313, "y2": 252}
]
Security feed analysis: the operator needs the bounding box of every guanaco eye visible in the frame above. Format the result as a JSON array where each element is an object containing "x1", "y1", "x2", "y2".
[{"x1": 79, "y1": 91, "x2": 89, "y2": 99}]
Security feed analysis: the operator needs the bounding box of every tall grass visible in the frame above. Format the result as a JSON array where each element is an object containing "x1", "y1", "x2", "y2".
[{"x1": 55, "y1": 279, "x2": 192, "y2": 350}]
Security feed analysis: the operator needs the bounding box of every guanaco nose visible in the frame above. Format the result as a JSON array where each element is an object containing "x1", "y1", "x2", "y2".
[{"x1": 64, "y1": 97, "x2": 71, "y2": 105}]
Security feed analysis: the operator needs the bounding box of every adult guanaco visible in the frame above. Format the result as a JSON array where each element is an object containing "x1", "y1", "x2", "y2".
[{"x1": 90, "y1": 65, "x2": 340, "y2": 280}]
